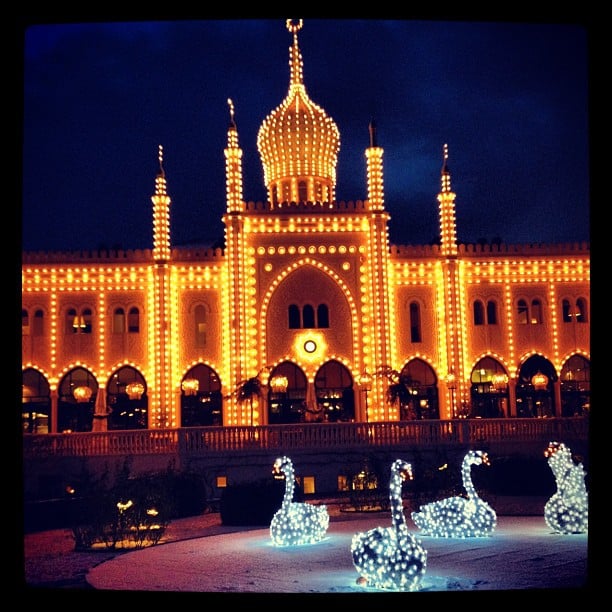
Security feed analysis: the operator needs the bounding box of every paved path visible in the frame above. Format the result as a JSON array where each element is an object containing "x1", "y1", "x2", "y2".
[{"x1": 87, "y1": 516, "x2": 588, "y2": 594}]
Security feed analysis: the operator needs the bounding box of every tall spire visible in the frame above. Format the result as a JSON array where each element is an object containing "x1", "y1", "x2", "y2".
[
  {"x1": 287, "y1": 19, "x2": 304, "y2": 88},
  {"x1": 369, "y1": 119, "x2": 377, "y2": 148},
  {"x1": 438, "y1": 143, "x2": 457, "y2": 257},
  {"x1": 441, "y1": 143, "x2": 452, "y2": 193},
  {"x1": 152, "y1": 144, "x2": 171, "y2": 262},
  {"x1": 366, "y1": 119, "x2": 384, "y2": 211},
  {"x1": 225, "y1": 97, "x2": 244, "y2": 212}
]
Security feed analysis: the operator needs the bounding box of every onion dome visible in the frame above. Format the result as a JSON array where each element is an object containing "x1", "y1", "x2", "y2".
[{"x1": 257, "y1": 19, "x2": 340, "y2": 206}]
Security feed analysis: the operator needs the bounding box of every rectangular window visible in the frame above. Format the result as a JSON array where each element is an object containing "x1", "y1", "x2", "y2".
[
  {"x1": 302, "y1": 476, "x2": 316, "y2": 494},
  {"x1": 337, "y1": 474, "x2": 349, "y2": 492}
]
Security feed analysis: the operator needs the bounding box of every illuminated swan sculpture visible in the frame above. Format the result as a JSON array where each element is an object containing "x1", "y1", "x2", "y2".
[
  {"x1": 351, "y1": 459, "x2": 427, "y2": 591},
  {"x1": 544, "y1": 441, "x2": 588, "y2": 534},
  {"x1": 269, "y1": 456, "x2": 330, "y2": 546},
  {"x1": 411, "y1": 450, "x2": 497, "y2": 537}
]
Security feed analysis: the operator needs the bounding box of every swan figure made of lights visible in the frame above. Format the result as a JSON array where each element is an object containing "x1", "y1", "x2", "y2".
[
  {"x1": 269, "y1": 456, "x2": 329, "y2": 546},
  {"x1": 411, "y1": 449, "x2": 497, "y2": 538},
  {"x1": 351, "y1": 459, "x2": 427, "y2": 591},
  {"x1": 544, "y1": 441, "x2": 588, "y2": 534}
]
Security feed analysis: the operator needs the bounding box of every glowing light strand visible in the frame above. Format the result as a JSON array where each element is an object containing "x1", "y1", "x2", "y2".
[
  {"x1": 544, "y1": 441, "x2": 588, "y2": 534},
  {"x1": 269, "y1": 456, "x2": 330, "y2": 546},
  {"x1": 411, "y1": 450, "x2": 497, "y2": 537},
  {"x1": 351, "y1": 459, "x2": 427, "y2": 591}
]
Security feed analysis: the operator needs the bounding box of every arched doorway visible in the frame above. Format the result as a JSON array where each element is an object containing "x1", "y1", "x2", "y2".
[
  {"x1": 470, "y1": 357, "x2": 509, "y2": 418},
  {"x1": 181, "y1": 364, "x2": 223, "y2": 426},
  {"x1": 516, "y1": 355, "x2": 557, "y2": 418},
  {"x1": 399, "y1": 359, "x2": 439, "y2": 420},
  {"x1": 22, "y1": 368, "x2": 51, "y2": 433},
  {"x1": 268, "y1": 361, "x2": 307, "y2": 424},
  {"x1": 314, "y1": 360, "x2": 355, "y2": 422},
  {"x1": 107, "y1": 366, "x2": 148, "y2": 430},
  {"x1": 58, "y1": 367, "x2": 97, "y2": 432},
  {"x1": 560, "y1": 354, "x2": 590, "y2": 417}
]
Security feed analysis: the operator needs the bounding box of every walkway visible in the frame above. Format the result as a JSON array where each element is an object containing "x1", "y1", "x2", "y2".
[{"x1": 87, "y1": 516, "x2": 589, "y2": 594}]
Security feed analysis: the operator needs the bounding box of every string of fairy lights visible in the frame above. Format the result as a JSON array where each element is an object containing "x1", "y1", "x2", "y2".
[{"x1": 270, "y1": 446, "x2": 587, "y2": 590}]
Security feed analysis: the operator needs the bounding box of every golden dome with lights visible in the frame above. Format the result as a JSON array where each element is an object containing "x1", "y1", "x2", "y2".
[{"x1": 257, "y1": 19, "x2": 340, "y2": 207}]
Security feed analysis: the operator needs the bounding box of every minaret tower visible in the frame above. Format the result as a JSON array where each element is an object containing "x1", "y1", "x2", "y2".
[
  {"x1": 436, "y1": 144, "x2": 463, "y2": 418},
  {"x1": 222, "y1": 100, "x2": 251, "y2": 425},
  {"x1": 438, "y1": 143, "x2": 458, "y2": 258},
  {"x1": 363, "y1": 120, "x2": 395, "y2": 419},
  {"x1": 150, "y1": 145, "x2": 175, "y2": 427}
]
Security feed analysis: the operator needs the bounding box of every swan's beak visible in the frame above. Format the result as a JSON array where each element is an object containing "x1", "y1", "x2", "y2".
[
  {"x1": 482, "y1": 453, "x2": 491, "y2": 466},
  {"x1": 544, "y1": 442, "x2": 560, "y2": 458},
  {"x1": 400, "y1": 466, "x2": 414, "y2": 481}
]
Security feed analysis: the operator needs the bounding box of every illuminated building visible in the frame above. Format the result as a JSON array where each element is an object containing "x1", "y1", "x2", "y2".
[{"x1": 21, "y1": 19, "x2": 589, "y2": 435}]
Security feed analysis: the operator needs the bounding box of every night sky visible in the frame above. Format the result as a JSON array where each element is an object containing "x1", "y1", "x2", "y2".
[{"x1": 20, "y1": 17, "x2": 590, "y2": 252}]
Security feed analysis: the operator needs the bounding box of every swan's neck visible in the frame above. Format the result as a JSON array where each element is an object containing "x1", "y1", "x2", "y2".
[
  {"x1": 283, "y1": 467, "x2": 295, "y2": 506},
  {"x1": 462, "y1": 459, "x2": 477, "y2": 498},
  {"x1": 389, "y1": 473, "x2": 407, "y2": 529}
]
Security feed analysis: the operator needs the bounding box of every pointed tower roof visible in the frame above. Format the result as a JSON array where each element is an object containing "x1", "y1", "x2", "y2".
[{"x1": 257, "y1": 19, "x2": 340, "y2": 204}]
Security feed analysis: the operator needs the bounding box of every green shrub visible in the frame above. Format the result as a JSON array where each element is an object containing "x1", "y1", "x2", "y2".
[{"x1": 68, "y1": 460, "x2": 173, "y2": 550}]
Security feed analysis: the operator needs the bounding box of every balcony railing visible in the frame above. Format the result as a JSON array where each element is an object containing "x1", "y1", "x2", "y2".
[{"x1": 22, "y1": 417, "x2": 589, "y2": 459}]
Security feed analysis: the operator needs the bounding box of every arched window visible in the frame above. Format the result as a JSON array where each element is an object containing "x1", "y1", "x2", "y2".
[
  {"x1": 560, "y1": 355, "x2": 590, "y2": 416},
  {"x1": 22, "y1": 368, "x2": 51, "y2": 433},
  {"x1": 531, "y1": 299, "x2": 543, "y2": 324},
  {"x1": 398, "y1": 359, "x2": 439, "y2": 420},
  {"x1": 314, "y1": 360, "x2": 355, "y2": 422},
  {"x1": 69, "y1": 308, "x2": 93, "y2": 334},
  {"x1": 576, "y1": 297, "x2": 588, "y2": 323},
  {"x1": 288, "y1": 304, "x2": 300, "y2": 329},
  {"x1": 57, "y1": 367, "x2": 96, "y2": 432},
  {"x1": 470, "y1": 357, "x2": 508, "y2": 418},
  {"x1": 113, "y1": 308, "x2": 125, "y2": 334},
  {"x1": 107, "y1": 366, "x2": 148, "y2": 430},
  {"x1": 317, "y1": 304, "x2": 329, "y2": 328},
  {"x1": 181, "y1": 364, "x2": 222, "y2": 427},
  {"x1": 128, "y1": 307, "x2": 140, "y2": 333},
  {"x1": 81, "y1": 309, "x2": 92, "y2": 333},
  {"x1": 562, "y1": 298, "x2": 572, "y2": 323},
  {"x1": 303, "y1": 304, "x2": 315, "y2": 328},
  {"x1": 22, "y1": 309, "x2": 30, "y2": 335},
  {"x1": 67, "y1": 308, "x2": 78, "y2": 334},
  {"x1": 515, "y1": 355, "x2": 557, "y2": 418},
  {"x1": 298, "y1": 180, "x2": 307, "y2": 203},
  {"x1": 33, "y1": 309, "x2": 44, "y2": 336},
  {"x1": 409, "y1": 301, "x2": 422, "y2": 343},
  {"x1": 486, "y1": 300, "x2": 497, "y2": 325},
  {"x1": 517, "y1": 299, "x2": 529, "y2": 325},
  {"x1": 195, "y1": 304, "x2": 207, "y2": 348},
  {"x1": 473, "y1": 300, "x2": 485, "y2": 325}
]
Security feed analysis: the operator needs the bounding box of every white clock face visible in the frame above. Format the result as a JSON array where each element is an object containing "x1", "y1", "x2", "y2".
[{"x1": 304, "y1": 340, "x2": 317, "y2": 353}]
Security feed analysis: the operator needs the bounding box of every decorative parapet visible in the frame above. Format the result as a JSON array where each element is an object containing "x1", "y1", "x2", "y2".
[
  {"x1": 243, "y1": 200, "x2": 369, "y2": 212},
  {"x1": 22, "y1": 248, "x2": 154, "y2": 264}
]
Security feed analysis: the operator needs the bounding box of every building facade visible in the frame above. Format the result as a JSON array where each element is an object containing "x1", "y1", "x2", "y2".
[{"x1": 22, "y1": 20, "x2": 590, "y2": 436}]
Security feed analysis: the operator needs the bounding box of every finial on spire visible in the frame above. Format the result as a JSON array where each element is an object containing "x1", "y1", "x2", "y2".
[
  {"x1": 369, "y1": 119, "x2": 377, "y2": 148},
  {"x1": 227, "y1": 98, "x2": 236, "y2": 127},
  {"x1": 158, "y1": 144, "x2": 165, "y2": 176},
  {"x1": 441, "y1": 143, "x2": 452, "y2": 193},
  {"x1": 286, "y1": 19, "x2": 303, "y2": 36},
  {"x1": 286, "y1": 19, "x2": 305, "y2": 88}
]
